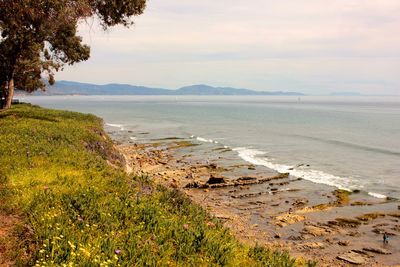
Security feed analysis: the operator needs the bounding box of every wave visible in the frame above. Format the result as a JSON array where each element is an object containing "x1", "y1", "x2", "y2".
[
  {"x1": 232, "y1": 147, "x2": 387, "y2": 199},
  {"x1": 368, "y1": 192, "x2": 387, "y2": 199},
  {"x1": 190, "y1": 135, "x2": 219, "y2": 144},
  {"x1": 187, "y1": 136, "x2": 389, "y2": 199},
  {"x1": 106, "y1": 123, "x2": 125, "y2": 131}
]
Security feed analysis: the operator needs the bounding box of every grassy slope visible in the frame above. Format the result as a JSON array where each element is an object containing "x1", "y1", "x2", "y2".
[{"x1": 0, "y1": 104, "x2": 315, "y2": 266}]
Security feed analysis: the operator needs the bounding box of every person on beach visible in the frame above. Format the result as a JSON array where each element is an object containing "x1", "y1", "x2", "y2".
[{"x1": 383, "y1": 232, "x2": 389, "y2": 244}]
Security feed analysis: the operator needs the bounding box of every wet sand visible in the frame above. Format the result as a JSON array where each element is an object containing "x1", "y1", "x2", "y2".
[{"x1": 114, "y1": 135, "x2": 400, "y2": 266}]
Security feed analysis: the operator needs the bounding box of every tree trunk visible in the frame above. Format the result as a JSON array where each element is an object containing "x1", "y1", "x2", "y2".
[
  {"x1": 4, "y1": 78, "x2": 14, "y2": 109},
  {"x1": 0, "y1": 87, "x2": 4, "y2": 109}
]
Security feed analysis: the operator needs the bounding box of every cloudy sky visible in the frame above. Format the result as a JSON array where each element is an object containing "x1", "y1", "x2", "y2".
[{"x1": 58, "y1": 0, "x2": 400, "y2": 95}]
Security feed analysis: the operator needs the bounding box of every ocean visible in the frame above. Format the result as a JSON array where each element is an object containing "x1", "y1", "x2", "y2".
[{"x1": 25, "y1": 95, "x2": 400, "y2": 199}]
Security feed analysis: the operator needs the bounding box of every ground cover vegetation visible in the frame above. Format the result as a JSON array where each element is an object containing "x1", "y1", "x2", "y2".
[{"x1": 0, "y1": 104, "x2": 317, "y2": 266}]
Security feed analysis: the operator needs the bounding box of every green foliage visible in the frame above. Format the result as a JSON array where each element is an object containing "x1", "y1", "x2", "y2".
[
  {"x1": 91, "y1": 0, "x2": 147, "y2": 28},
  {"x1": 0, "y1": 0, "x2": 146, "y2": 108},
  {"x1": 0, "y1": 104, "x2": 316, "y2": 266}
]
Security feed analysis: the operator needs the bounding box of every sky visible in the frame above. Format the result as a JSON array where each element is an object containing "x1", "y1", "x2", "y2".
[{"x1": 58, "y1": 0, "x2": 400, "y2": 95}]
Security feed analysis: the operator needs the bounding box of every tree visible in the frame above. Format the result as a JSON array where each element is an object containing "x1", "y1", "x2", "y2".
[{"x1": 0, "y1": 0, "x2": 146, "y2": 109}]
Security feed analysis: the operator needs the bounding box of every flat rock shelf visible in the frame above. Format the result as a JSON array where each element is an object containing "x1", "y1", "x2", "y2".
[{"x1": 116, "y1": 136, "x2": 400, "y2": 267}]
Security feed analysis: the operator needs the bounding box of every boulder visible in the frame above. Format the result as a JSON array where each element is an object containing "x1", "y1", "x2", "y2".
[
  {"x1": 237, "y1": 176, "x2": 257, "y2": 182},
  {"x1": 348, "y1": 231, "x2": 362, "y2": 237},
  {"x1": 302, "y1": 225, "x2": 330, "y2": 237},
  {"x1": 300, "y1": 242, "x2": 325, "y2": 250},
  {"x1": 208, "y1": 163, "x2": 218, "y2": 169},
  {"x1": 292, "y1": 199, "x2": 308, "y2": 207},
  {"x1": 337, "y1": 251, "x2": 366, "y2": 265},
  {"x1": 331, "y1": 218, "x2": 362, "y2": 228},
  {"x1": 184, "y1": 181, "x2": 201, "y2": 188},
  {"x1": 185, "y1": 173, "x2": 194, "y2": 179},
  {"x1": 206, "y1": 175, "x2": 226, "y2": 185},
  {"x1": 372, "y1": 228, "x2": 385, "y2": 235},
  {"x1": 288, "y1": 235, "x2": 303, "y2": 241},
  {"x1": 363, "y1": 247, "x2": 392, "y2": 255},
  {"x1": 276, "y1": 213, "x2": 305, "y2": 227},
  {"x1": 338, "y1": 240, "x2": 350, "y2": 246},
  {"x1": 351, "y1": 249, "x2": 370, "y2": 256}
]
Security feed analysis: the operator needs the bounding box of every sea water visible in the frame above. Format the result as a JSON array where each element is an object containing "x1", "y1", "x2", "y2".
[{"x1": 24, "y1": 95, "x2": 400, "y2": 199}]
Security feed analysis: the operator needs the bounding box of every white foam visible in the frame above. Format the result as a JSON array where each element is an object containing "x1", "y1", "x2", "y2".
[
  {"x1": 194, "y1": 136, "x2": 219, "y2": 144},
  {"x1": 368, "y1": 192, "x2": 387, "y2": 199},
  {"x1": 106, "y1": 123, "x2": 125, "y2": 131},
  {"x1": 106, "y1": 123, "x2": 123, "y2": 128},
  {"x1": 233, "y1": 147, "x2": 357, "y2": 193},
  {"x1": 130, "y1": 137, "x2": 137, "y2": 141}
]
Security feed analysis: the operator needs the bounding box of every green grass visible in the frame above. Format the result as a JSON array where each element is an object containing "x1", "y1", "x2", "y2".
[{"x1": 0, "y1": 104, "x2": 316, "y2": 266}]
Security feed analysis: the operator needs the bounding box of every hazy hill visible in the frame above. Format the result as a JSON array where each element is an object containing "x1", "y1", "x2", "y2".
[
  {"x1": 175, "y1": 84, "x2": 303, "y2": 96},
  {"x1": 32, "y1": 81, "x2": 305, "y2": 96},
  {"x1": 329, "y1": 92, "x2": 362, "y2": 96}
]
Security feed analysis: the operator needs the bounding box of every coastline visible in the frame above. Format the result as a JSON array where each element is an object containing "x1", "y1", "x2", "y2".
[
  {"x1": 24, "y1": 94, "x2": 400, "y2": 200},
  {"x1": 1, "y1": 104, "x2": 316, "y2": 266},
  {"x1": 2, "y1": 103, "x2": 398, "y2": 266},
  {"x1": 113, "y1": 131, "x2": 400, "y2": 266}
]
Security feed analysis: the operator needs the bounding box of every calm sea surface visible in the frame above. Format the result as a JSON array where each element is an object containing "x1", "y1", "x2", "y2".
[{"x1": 25, "y1": 95, "x2": 400, "y2": 198}]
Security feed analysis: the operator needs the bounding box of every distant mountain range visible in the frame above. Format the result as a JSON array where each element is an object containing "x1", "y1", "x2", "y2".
[
  {"x1": 29, "y1": 81, "x2": 305, "y2": 96},
  {"x1": 329, "y1": 92, "x2": 362, "y2": 96}
]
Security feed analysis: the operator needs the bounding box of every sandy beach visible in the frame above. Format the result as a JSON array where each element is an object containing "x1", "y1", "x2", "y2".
[{"x1": 115, "y1": 135, "x2": 400, "y2": 267}]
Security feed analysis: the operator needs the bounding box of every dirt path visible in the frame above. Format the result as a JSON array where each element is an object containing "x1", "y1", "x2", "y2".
[{"x1": 0, "y1": 214, "x2": 20, "y2": 266}]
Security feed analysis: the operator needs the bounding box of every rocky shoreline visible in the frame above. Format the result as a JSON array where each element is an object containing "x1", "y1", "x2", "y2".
[{"x1": 116, "y1": 137, "x2": 400, "y2": 266}]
